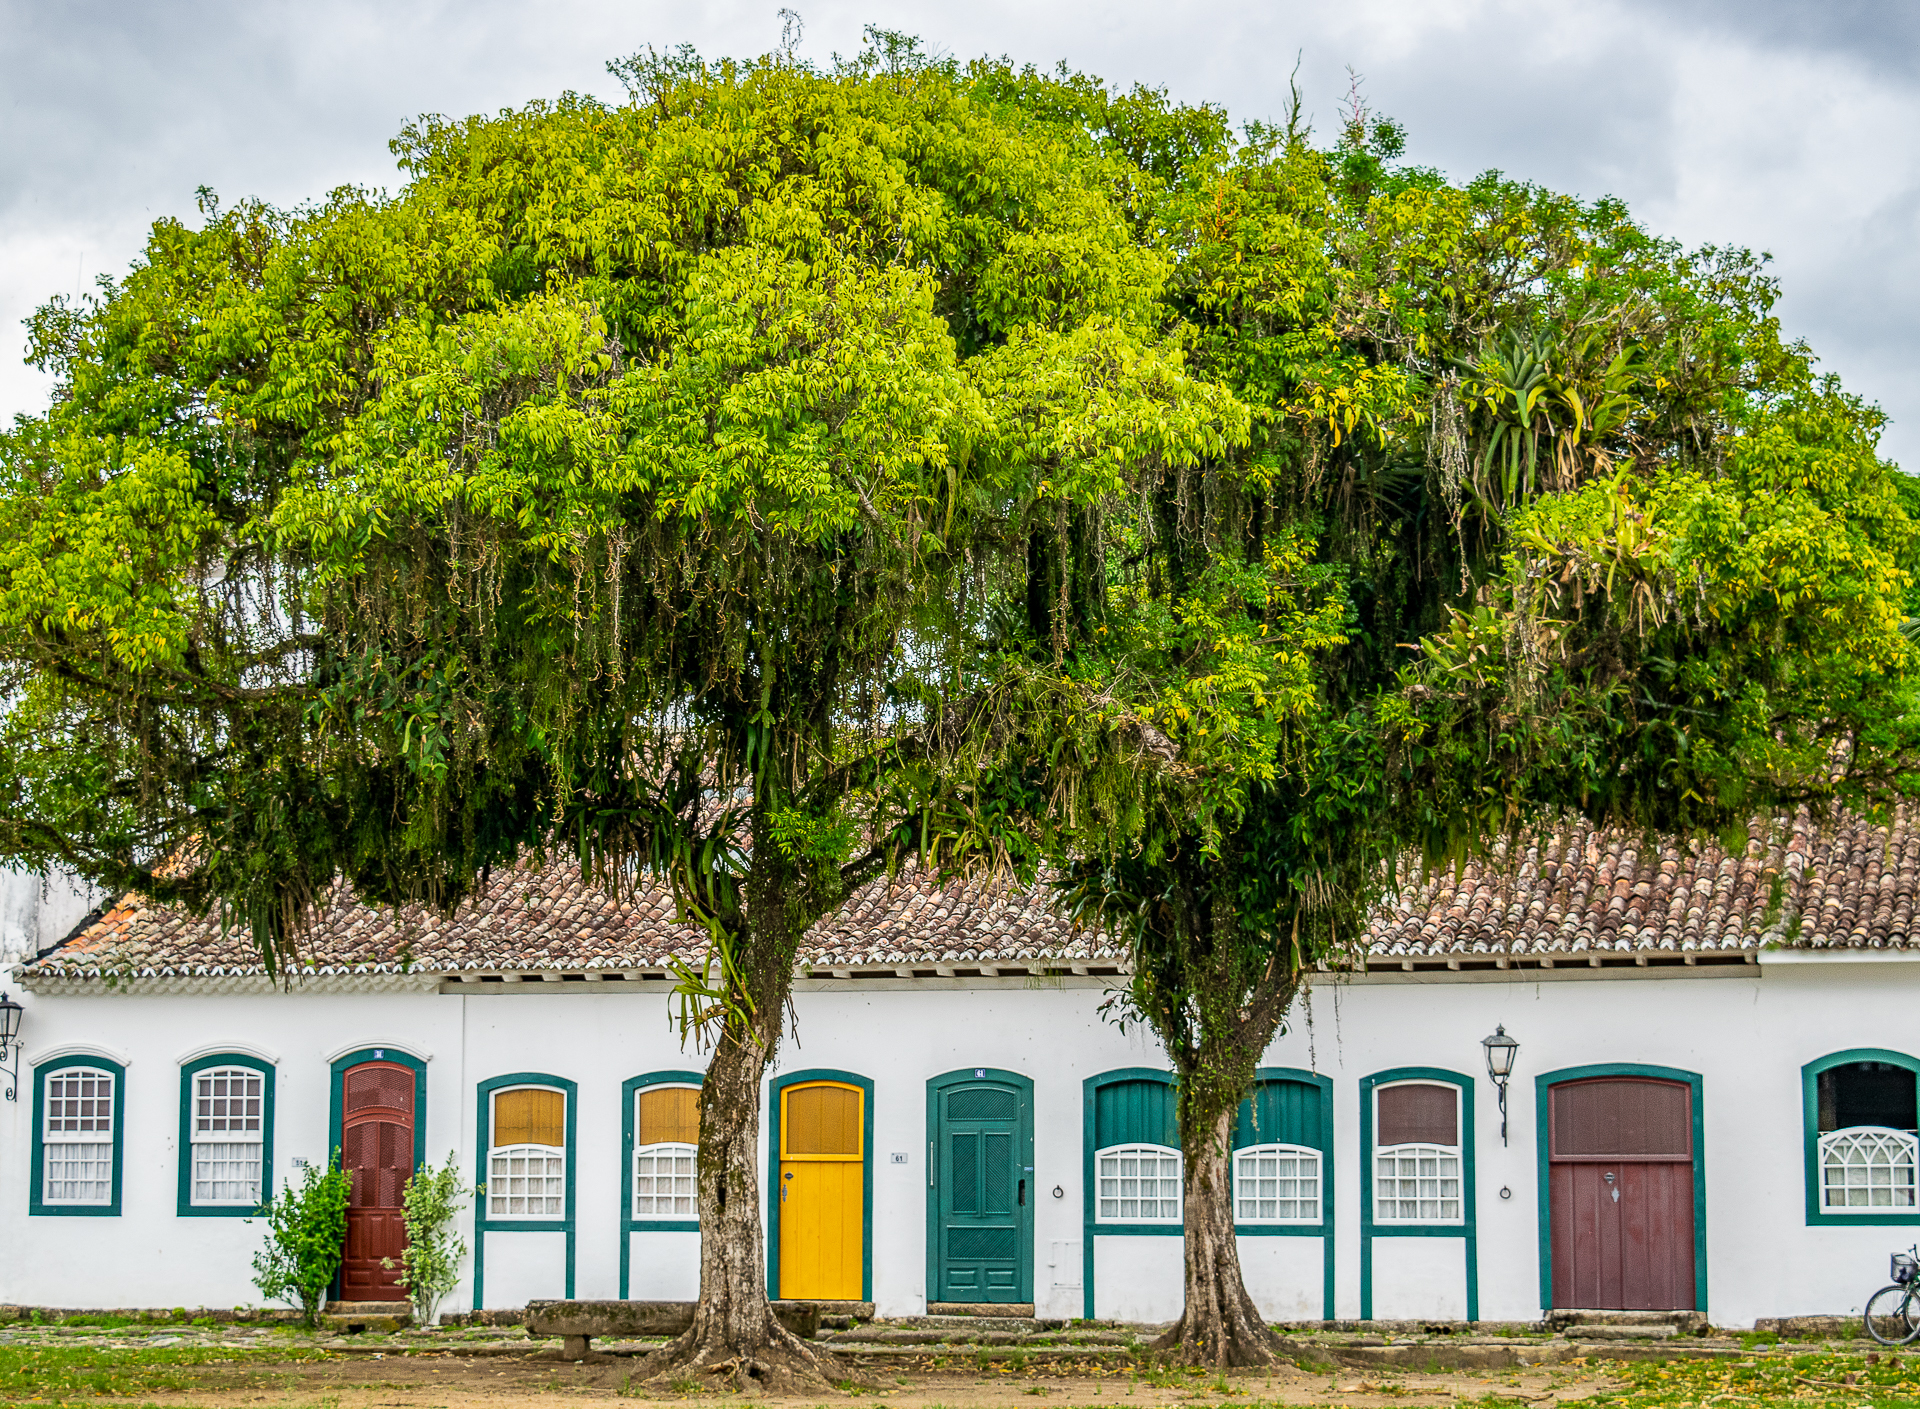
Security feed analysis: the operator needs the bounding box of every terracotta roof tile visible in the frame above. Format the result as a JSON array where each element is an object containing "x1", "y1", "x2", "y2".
[{"x1": 19, "y1": 805, "x2": 1919, "y2": 980}]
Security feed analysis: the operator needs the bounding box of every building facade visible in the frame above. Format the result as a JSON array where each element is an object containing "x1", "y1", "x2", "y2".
[{"x1": 4, "y1": 810, "x2": 1918, "y2": 1327}]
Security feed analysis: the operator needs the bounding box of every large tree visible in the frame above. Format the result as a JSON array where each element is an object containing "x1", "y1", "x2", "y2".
[
  {"x1": 956, "y1": 83, "x2": 1920, "y2": 1364},
  {"x1": 0, "y1": 40, "x2": 1230, "y2": 1389}
]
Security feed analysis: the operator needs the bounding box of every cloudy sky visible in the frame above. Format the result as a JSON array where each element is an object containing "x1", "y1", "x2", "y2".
[{"x1": 3, "y1": 0, "x2": 1915, "y2": 468}]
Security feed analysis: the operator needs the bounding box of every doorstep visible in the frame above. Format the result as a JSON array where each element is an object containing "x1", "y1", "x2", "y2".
[{"x1": 927, "y1": 1302, "x2": 1036, "y2": 1317}]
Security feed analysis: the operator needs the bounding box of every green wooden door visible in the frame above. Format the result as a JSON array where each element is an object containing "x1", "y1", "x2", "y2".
[{"x1": 929, "y1": 1071, "x2": 1032, "y2": 1303}]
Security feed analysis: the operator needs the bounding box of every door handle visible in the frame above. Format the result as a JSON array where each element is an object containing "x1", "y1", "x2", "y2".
[
  {"x1": 929, "y1": 1141, "x2": 935, "y2": 1189},
  {"x1": 1018, "y1": 1179, "x2": 1026, "y2": 1206}
]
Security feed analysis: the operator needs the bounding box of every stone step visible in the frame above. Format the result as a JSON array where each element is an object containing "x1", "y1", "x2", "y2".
[
  {"x1": 926, "y1": 1302, "x2": 1036, "y2": 1317},
  {"x1": 326, "y1": 1302, "x2": 412, "y2": 1316},
  {"x1": 1575, "y1": 1325, "x2": 1678, "y2": 1340}
]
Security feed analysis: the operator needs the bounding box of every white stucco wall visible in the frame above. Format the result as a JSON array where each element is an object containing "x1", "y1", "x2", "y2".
[{"x1": 0, "y1": 955, "x2": 1913, "y2": 1325}]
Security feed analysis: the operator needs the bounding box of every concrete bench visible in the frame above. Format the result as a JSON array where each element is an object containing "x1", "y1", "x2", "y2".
[{"x1": 525, "y1": 1299, "x2": 822, "y2": 1359}]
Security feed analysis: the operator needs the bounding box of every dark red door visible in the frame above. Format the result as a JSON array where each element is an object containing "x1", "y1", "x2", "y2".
[
  {"x1": 340, "y1": 1062, "x2": 415, "y2": 1301},
  {"x1": 1548, "y1": 1077, "x2": 1695, "y2": 1310}
]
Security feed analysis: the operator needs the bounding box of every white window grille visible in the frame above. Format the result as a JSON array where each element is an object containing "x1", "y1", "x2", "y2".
[
  {"x1": 489, "y1": 1145, "x2": 566, "y2": 1218},
  {"x1": 1821, "y1": 1127, "x2": 1919, "y2": 1210},
  {"x1": 634, "y1": 1142, "x2": 697, "y2": 1218},
  {"x1": 43, "y1": 1067, "x2": 115, "y2": 1205},
  {"x1": 190, "y1": 1067, "x2": 265, "y2": 1206},
  {"x1": 1234, "y1": 1143, "x2": 1321, "y2": 1223},
  {"x1": 1096, "y1": 1144, "x2": 1181, "y2": 1222},
  {"x1": 1375, "y1": 1143, "x2": 1463, "y2": 1222}
]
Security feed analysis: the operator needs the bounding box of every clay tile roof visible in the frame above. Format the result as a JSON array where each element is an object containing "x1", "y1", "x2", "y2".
[{"x1": 19, "y1": 804, "x2": 1919, "y2": 980}]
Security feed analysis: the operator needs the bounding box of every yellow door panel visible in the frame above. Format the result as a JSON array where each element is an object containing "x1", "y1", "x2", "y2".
[{"x1": 779, "y1": 1159, "x2": 863, "y2": 1299}]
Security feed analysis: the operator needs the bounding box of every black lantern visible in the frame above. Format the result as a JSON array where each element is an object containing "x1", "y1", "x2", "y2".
[
  {"x1": 0, "y1": 992, "x2": 20, "y2": 1103},
  {"x1": 1482, "y1": 1025, "x2": 1519, "y2": 1144}
]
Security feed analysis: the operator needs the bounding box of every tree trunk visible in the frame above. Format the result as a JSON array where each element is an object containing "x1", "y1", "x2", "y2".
[
  {"x1": 640, "y1": 891, "x2": 848, "y2": 1391},
  {"x1": 1152, "y1": 1090, "x2": 1279, "y2": 1367}
]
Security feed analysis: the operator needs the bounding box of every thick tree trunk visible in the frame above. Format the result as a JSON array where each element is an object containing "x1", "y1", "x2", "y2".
[
  {"x1": 1152, "y1": 1093, "x2": 1279, "y2": 1367},
  {"x1": 1148, "y1": 946, "x2": 1303, "y2": 1369},
  {"x1": 640, "y1": 882, "x2": 848, "y2": 1391}
]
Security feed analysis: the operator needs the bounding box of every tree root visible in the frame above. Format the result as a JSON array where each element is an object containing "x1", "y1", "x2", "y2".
[
  {"x1": 636, "y1": 1321, "x2": 851, "y2": 1394},
  {"x1": 1150, "y1": 1309, "x2": 1283, "y2": 1369}
]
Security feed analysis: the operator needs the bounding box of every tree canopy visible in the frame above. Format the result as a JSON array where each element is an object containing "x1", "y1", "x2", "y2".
[{"x1": 2, "y1": 33, "x2": 1916, "y2": 1377}]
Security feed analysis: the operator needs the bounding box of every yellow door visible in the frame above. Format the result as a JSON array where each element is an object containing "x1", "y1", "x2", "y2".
[{"x1": 778, "y1": 1081, "x2": 864, "y2": 1299}]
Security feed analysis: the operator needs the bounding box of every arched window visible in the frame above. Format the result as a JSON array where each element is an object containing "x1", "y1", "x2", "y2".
[
  {"x1": 1233, "y1": 1143, "x2": 1321, "y2": 1223},
  {"x1": 633, "y1": 1084, "x2": 699, "y2": 1219},
  {"x1": 40, "y1": 1064, "x2": 118, "y2": 1209},
  {"x1": 1373, "y1": 1081, "x2": 1463, "y2": 1224},
  {"x1": 1095, "y1": 1144, "x2": 1181, "y2": 1222},
  {"x1": 488, "y1": 1086, "x2": 566, "y2": 1219},
  {"x1": 181, "y1": 1056, "x2": 274, "y2": 1212},
  {"x1": 1812, "y1": 1057, "x2": 1919, "y2": 1214}
]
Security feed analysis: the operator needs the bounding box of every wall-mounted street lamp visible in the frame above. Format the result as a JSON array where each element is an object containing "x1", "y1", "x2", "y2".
[
  {"x1": 1482, "y1": 1024, "x2": 1519, "y2": 1145},
  {"x1": 0, "y1": 992, "x2": 22, "y2": 1102}
]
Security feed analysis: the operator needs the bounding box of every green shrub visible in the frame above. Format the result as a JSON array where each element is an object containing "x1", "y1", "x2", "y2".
[
  {"x1": 380, "y1": 1150, "x2": 472, "y2": 1326},
  {"x1": 249, "y1": 1153, "x2": 350, "y2": 1327}
]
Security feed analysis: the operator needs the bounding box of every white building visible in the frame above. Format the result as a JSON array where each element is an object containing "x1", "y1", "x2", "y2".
[{"x1": 3, "y1": 810, "x2": 1917, "y2": 1328}]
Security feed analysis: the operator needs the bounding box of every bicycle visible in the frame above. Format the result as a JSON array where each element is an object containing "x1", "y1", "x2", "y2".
[{"x1": 1865, "y1": 1248, "x2": 1920, "y2": 1345}]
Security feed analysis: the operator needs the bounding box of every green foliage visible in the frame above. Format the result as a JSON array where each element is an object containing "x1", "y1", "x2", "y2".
[
  {"x1": 380, "y1": 1151, "x2": 471, "y2": 1327},
  {"x1": 249, "y1": 1154, "x2": 350, "y2": 1327},
  {"x1": 2, "y1": 26, "x2": 1918, "y2": 1357}
]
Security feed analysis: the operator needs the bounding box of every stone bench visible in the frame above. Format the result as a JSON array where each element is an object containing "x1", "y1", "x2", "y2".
[{"x1": 525, "y1": 1299, "x2": 823, "y2": 1360}]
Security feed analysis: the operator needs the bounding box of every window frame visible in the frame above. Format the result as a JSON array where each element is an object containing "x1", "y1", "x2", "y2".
[
  {"x1": 1359, "y1": 1066, "x2": 1478, "y2": 1323},
  {"x1": 30, "y1": 1055, "x2": 126, "y2": 1217},
  {"x1": 1094, "y1": 1142, "x2": 1184, "y2": 1224},
  {"x1": 177, "y1": 1053, "x2": 275, "y2": 1217},
  {"x1": 1372, "y1": 1080, "x2": 1466, "y2": 1227},
  {"x1": 623, "y1": 1072, "x2": 704, "y2": 1231},
  {"x1": 1232, "y1": 1142, "x2": 1323, "y2": 1225},
  {"x1": 473, "y1": 1071, "x2": 577, "y2": 1234},
  {"x1": 484, "y1": 1084, "x2": 570, "y2": 1222},
  {"x1": 1803, "y1": 1048, "x2": 1920, "y2": 1226}
]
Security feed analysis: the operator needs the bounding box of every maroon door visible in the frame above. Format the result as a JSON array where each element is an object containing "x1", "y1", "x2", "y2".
[
  {"x1": 1548, "y1": 1077, "x2": 1696, "y2": 1310},
  {"x1": 340, "y1": 1062, "x2": 415, "y2": 1300}
]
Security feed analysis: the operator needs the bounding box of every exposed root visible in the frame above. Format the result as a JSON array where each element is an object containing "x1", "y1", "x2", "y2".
[
  {"x1": 1151, "y1": 1307, "x2": 1282, "y2": 1369},
  {"x1": 637, "y1": 1320, "x2": 850, "y2": 1395}
]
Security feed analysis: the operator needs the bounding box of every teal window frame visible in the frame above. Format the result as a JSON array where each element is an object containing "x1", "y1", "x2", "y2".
[
  {"x1": 177, "y1": 1053, "x2": 275, "y2": 1217},
  {"x1": 472, "y1": 1072, "x2": 578, "y2": 1309},
  {"x1": 765, "y1": 1067, "x2": 875, "y2": 1304},
  {"x1": 1535, "y1": 1062, "x2": 1707, "y2": 1314},
  {"x1": 1081, "y1": 1068, "x2": 1181, "y2": 1318},
  {"x1": 1801, "y1": 1048, "x2": 1920, "y2": 1227},
  {"x1": 29, "y1": 1055, "x2": 126, "y2": 1217},
  {"x1": 1234, "y1": 1067, "x2": 1335, "y2": 1320},
  {"x1": 620, "y1": 1069, "x2": 704, "y2": 1299},
  {"x1": 1359, "y1": 1067, "x2": 1477, "y2": 1322}
]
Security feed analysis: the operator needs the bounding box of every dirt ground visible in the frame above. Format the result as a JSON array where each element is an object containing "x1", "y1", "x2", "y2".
[{"x1": 121, "y1": 1350, "x2": 1618, "y2": 1408}]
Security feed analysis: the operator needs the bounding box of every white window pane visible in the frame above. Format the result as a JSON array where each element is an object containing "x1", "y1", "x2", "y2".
[
  {"x1": 488, "y1": 1144, "x2": 566, "y2": 1220},
  {"x1": 43, "y1": 1140, "x2": 113, "y2": 1203},
  {"x1": 1233, "y1": 1145, "x2": 1321, "y2": 1224},
  {"x1": 1822, "y1": 1129, "x2": 1920, "y2": 1213},
  {"x1": 633, "y1": 1142, "x2": 697, "y2": 1219},
  {"x1": 1375, "y1": 1144, "x2": 1463, "y2": 1224},
  {"x1": 192, "y1": 1140, "x2": 263, "y2": 1205},
  {"x1": 1096, "y1": 1145, "x2": 1182, "y2": 1223},
  {"x1": 44, "y1": 1069, "x2": 114, "y2": 1138}
]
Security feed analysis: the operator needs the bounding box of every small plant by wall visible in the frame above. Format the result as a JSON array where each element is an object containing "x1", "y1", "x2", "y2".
[
  {"x1": 381, "y1": 1151, "x2": 472, "y2": 1326},
  {"x1": 249, "y1": 1154, "x2": 350, "y2": 1327}
]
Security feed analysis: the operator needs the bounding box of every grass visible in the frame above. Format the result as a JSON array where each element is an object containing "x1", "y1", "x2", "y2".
[
  {"x1": 0, "y1": 1341, "x2": 328, "y2": 1402},
  {"x1": 1578, "y1": 1350, "x2": 1920, "y2": 1408}
]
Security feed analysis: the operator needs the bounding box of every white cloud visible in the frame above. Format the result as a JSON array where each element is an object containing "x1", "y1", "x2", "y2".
[{"x1": 2, "y1": 0, "x2": 1913, "y2": 465}]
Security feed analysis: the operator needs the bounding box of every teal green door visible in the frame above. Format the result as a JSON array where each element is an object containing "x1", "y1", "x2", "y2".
[{"x1": 928, "y1": 1070, "x2": 1032, "y2": 1303}]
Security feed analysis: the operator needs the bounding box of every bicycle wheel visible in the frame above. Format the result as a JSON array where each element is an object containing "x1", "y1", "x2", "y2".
[{"x1": 1864, "y1": 1284, "x2": 1920, "y2": 1344}]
